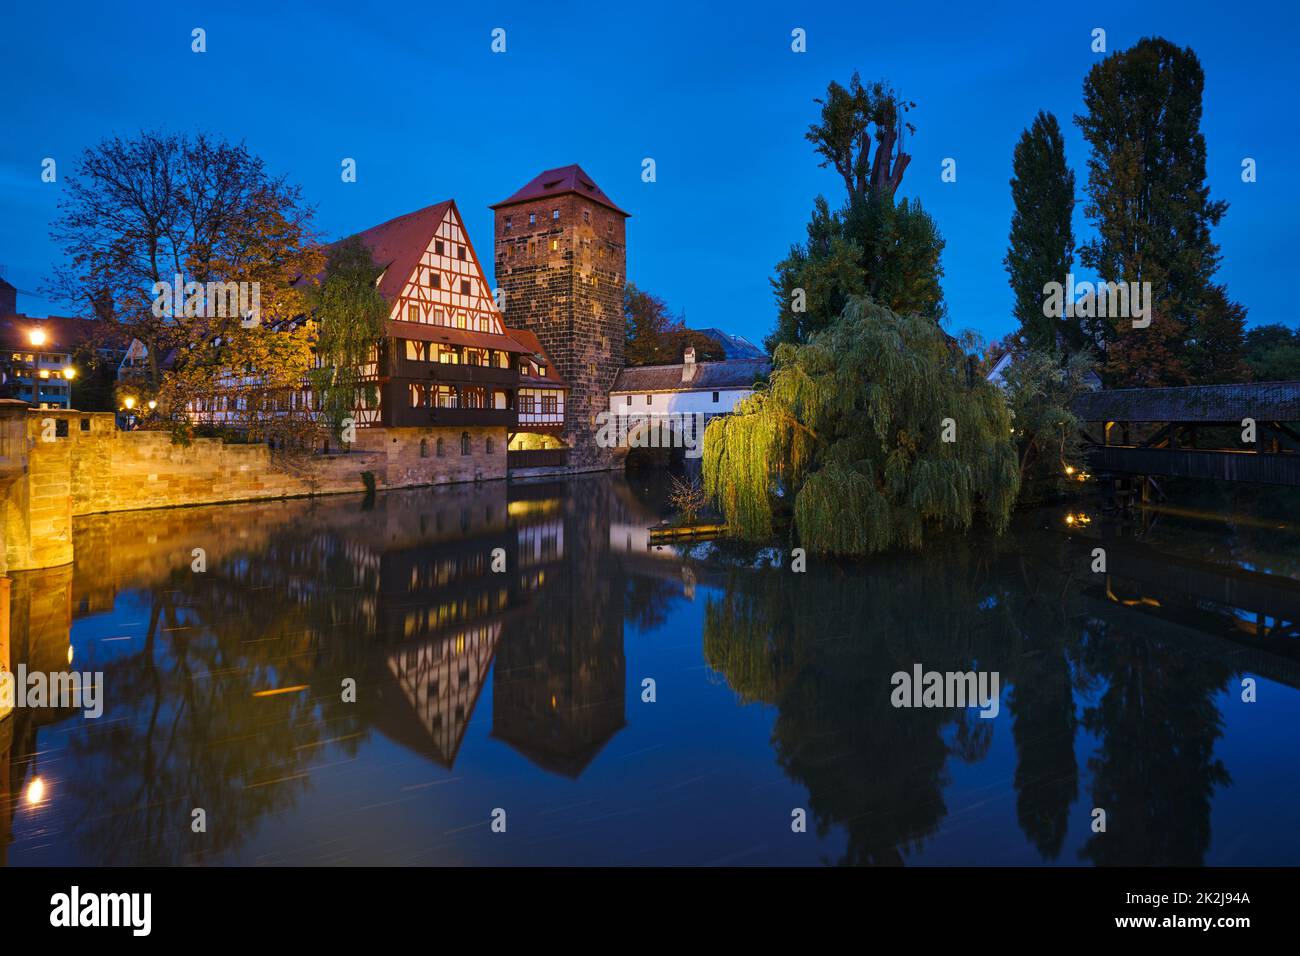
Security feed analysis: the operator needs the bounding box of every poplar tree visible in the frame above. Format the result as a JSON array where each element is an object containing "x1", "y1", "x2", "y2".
[
  {"x1": 1004, "y1": 112, "x2": 1077, "y2": 352},
  {"x1": 1075, "y1": 37, "x2": 1242, "y2": 383},
  {"x1": 704, "y1": 298, "x2": 1019, "y2": 556}
]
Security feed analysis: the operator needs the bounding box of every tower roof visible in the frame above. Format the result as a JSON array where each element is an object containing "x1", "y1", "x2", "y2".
[{"x1": 490, "y1": 164, "x2": 628, "y2": 216}]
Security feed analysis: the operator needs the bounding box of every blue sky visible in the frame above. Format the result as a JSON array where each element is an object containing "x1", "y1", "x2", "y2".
[{"x1": 1, "y1": 0, "x2": 1295, "y2": 348}]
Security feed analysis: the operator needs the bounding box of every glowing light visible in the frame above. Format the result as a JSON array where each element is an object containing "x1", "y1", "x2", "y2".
[
  {"x1": 67, "y1": 645, "x2": 74, "y2": 664},
  {"x1": 1064, "y1": 512, "x2": 1092, "y2": 528},
  {"x1": 62, "y1": 366, "x2": 76, "y2": 381},
  {"x1": 28, "y1": 329, "x2": 46, "y2": 347},
  {"x1": 26, "y1": 777, "x2": 47, "y2": 806},
  {"x1": 252, "y1": 684, "x2": 309, "y2": 698},
  {"x1": 123, "y1": 396, "x2": 136, "y2": 410},
  {"x1": 1065, "y1": 466, "x2": 1076, "y2": 476},
  {"x1": 148, "y1": 400, "x2": 157, "y2": 410}
]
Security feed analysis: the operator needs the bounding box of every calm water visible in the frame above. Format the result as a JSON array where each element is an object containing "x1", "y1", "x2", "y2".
[{"x1": 4, "y1": 473, "x2": 1300, "y2": 866}]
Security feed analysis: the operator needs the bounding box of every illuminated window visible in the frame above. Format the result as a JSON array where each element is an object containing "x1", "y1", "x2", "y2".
[
  {"x1": 551, "y1": 209, "x2": 559, "y2": 220},
  {"x1": 407, "y1": 304, "x2": 419, "y2": 323},
  {"x1": 528, "y1": 212, "x2": 536, "y2": 225}
]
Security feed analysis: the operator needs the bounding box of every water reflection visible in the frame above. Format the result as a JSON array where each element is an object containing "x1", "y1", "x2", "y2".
[{"x1": 2, "y1": 476, "x2": 1299, "y2": 865}]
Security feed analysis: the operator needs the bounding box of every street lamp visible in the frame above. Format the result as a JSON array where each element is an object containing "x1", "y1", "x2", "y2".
[
  {"x1": 123, "y1": 396, "x2": 136, "y2": 410},
  {"x1": 147, "y1": 400, "x2": 157, "y2": 410},
  {"x1": 28, "y1": 329, "x2": 46, "y2": 347},
  {"x1": 62, "y1": 367, "x2": 76, "y2": 381}
]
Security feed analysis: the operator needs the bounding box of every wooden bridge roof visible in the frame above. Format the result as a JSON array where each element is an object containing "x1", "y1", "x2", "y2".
[{"x1": 1073, "y1": 381, "x2": 1300, "y2": 423}]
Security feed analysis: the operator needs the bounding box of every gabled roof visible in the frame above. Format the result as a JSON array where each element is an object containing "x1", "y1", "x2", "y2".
[
  {"x1": 611, "y1": 358, "x2": 770, "y2": 394},
  {"x1": 490, "y1": 164, "x2": 628, "y2": 216},
  {"x1": 333, "y1": 200, "x2": 454, "y2": 304},
  {"x1": 505, "y1": 327, "x2": 568, "y2": 388}
]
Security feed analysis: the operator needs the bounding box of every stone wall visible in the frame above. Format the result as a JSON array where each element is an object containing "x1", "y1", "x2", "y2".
[
  {"x1": 494, "y1": 191, "x2": 627, "y2": 471},
  {"x1": 0, "y1": 403, "x2": 507, "y2": 572}
]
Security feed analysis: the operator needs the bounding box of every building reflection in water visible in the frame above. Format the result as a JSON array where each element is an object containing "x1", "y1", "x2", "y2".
[{"x1": 3, "y1": 480, "x2": 1299, "y2": 865}]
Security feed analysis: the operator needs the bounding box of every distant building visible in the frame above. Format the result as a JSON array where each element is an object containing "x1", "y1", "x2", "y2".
[
  {"x1": 0, "y1": 279, "x2": 125, "y2": 409},
  {"x1": 688, "y1": 327, "x2": 766, "y2": 360}
]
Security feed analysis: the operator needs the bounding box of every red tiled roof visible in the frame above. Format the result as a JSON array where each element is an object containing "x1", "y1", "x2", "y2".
[
  {"x1": 387, "y1": 320, "x2": 533, "y2": 353},
  {"x1": 490, "y1": 164, "x2": 628, "y2": 216},
  {"x1": 505, "y1": 327, "x2": 568, "y2": 389},
  {"x1": 333, "y1": 200, "x2": 454, "y2": 304}
]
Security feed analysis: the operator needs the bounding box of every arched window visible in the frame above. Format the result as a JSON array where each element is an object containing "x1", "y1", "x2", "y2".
[
  {"x1": 436, "y1": 437, "x2": 445, "y2": 458},
  {"x1": 486, "y1": 437, "x2": 495, "y2": 455},
  {"x1": 420, "y1": 438, "x2": 429, "y2": 458},
  {"x1": 460, "y1": 432, "x2": 471, "y2": 456}
]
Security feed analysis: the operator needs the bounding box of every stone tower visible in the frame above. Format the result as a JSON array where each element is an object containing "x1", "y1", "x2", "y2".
[{"x1": 491, "y1": 165, "x2": 628, "y2": 470}]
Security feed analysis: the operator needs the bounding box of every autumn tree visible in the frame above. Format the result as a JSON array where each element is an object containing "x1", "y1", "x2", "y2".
[
  {"x1": 769, "y1": 75, "x2": 945, "y2": 350},
  {"x1": 1004, "y1": 112, "x2": 1077, "y2": 352},
  {"x1": 624, "y1": 282, "x2": 723, "y2": 365},
  {"x1": 1075, "y1": 38, "x2": 1243, "y2": 383},
  {"x1": 705, "y1": 298, "x2": 1019, "y2": 556},
  {"x1": 45, "y1": 129, "x2": 321, "y2": 390}
]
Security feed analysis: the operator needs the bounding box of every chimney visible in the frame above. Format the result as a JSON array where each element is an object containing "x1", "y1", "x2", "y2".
[{"x1": 682, "y1": 346, "x2": 696, "y2": 383}]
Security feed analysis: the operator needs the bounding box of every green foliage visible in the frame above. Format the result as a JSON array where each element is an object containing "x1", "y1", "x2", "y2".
[
  {"x1": 1004, "y1": 111, "x2": 1077, "y2": 352},
  {"x1": 706, "y1": 298, "x2": 1019, "y2": 556},
  {"x1": 769, "y1": 191, "x2": 946, "y2": 350},
  {"x1": 1076, "y1": 37, "x2": 1243, "y2": 382},
  {"x1": 768, "y1": 74, "x2": 944, "y2": 351},
  {"x1": 1244, "y1": 323, "x2": 1300, "y2": 382},
  {"x1": 310, "y1": 236, "x2": 388, "y2": 437},
  {"x1": 996, "y1": 347, "x2": 1097, "y2": 503}
]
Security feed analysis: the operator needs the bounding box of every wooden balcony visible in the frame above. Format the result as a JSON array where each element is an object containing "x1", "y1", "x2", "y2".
[{"x1": 390, "y1": 357, "x2": 517, "y2": 387}]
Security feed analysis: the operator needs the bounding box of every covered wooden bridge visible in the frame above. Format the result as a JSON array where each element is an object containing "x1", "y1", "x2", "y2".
[{"x1": 1072, "y1": 381, "x2": 1300, "y2": 487}]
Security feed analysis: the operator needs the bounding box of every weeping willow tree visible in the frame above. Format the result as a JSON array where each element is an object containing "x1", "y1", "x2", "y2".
[
  {"x1": 703, "y1": 297, "x2": 1019, "y2": 555},
  {"x1": 310, "y1": 236, "x2": 388, "y2": 439}
]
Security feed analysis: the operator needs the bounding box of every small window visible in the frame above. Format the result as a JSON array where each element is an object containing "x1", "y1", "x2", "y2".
[
  {"x1": 646, "y1": 394, "x2": 653, "y2": 406},
  {"x1": 583, "y1": 210, "x2": 590, "y2": 223},
  {"x1": 420, "y1": 438, "x2": 429, "y2": 458},
  {"x1": 55, "y1": 418, "x2": 69, "y2": 437},
  {"x1": 551, "y1": 209, "x2": 559, "y2": 221},
  {"x1": 436, "y1": 437, "x2": 445, "y2": 457},
  {"x1": 460, "y1": 432, "x2": 471, "y2": 456},
  {"x1": 435, "y1": 240, "x2": 445, "y2": 255},
  {"x1": 712, "y1": 391, "x2": 720, "y2": 402},
  {"x1": 460, "y1": 279, "x2": 470, "y2": 295},
  {"x1": 80, "y1": 417, "x2": 90, "y2": 431},
  {"x1": 457, "y1": 246, "x2": 466, "y2": 260},
  {"x1": 504, "y1": 216, "x2": 512, "y2": 231},
  {"x1": 430, "y1": 272, "x2": 440, "y2": 289},
  {"x1": 550, "y1": 239, "x2": 558, "y2": 251},
  {"x1": 407, "y1": 304, "x2": 419, "y2": 322},
  {"x1": 528, "y1": 212, "x2": 536, "y2": 225},
  {"x1": 486, "y1": 437, "x2": 495, "y2": 454}
]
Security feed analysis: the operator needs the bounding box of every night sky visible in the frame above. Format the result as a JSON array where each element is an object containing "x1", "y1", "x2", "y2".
[{"x1": 1, "y1": 0, "x2": 1294, "y2": 347}]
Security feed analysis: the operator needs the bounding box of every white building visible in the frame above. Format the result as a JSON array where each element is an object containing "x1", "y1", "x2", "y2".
[{"x1": 608, "y1": 347, "x2": 768, "y2": 419}]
